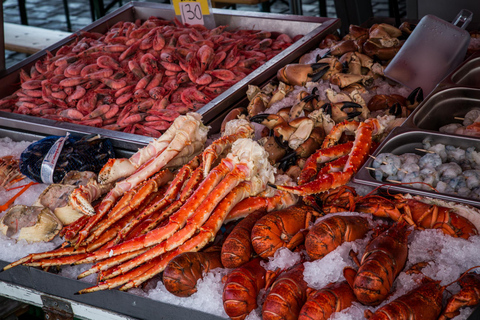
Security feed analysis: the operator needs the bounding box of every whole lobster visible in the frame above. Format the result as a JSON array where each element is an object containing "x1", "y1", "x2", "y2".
[
  {"x1": 251, "y1": 204, "x2": 317, "y2": 259},
  {"x1": 355, "y1": 194, "x2": 478, "y2": 239},
  {"x1": 364, "y1": 277, "x2": 444, "y2": 320},
  {"x1": 298, "y1": 280, "x2": 357, "y2": 320},
  {"x1": 221, "y1": 209, "x2": 267, "y2": 268},
  {"x1": 262, "y1": 263, "x2": 308, "y2": 320},
  {"x1": 222, "y1": 257, "x2": 266, "y2": 320},
  {"x1": 163, "y1": 250, "x2": 222, "y2": 297},
  {"x1": 343, "y1": 221, "x2": 410, "y2": 306},
  {"x1": 305, "y1": 214, "x2": 371, "y2": 260}
]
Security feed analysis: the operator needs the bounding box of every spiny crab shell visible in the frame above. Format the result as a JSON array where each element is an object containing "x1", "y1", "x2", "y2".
[{"x1": 0, "y1": 205, "x2": 62, "y2": 242}]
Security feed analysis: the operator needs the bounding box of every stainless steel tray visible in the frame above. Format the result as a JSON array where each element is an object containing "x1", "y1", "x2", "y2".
[
  {"x1": 0, "y1": 128, "x2": 222, "y2": 320},
  {"x1": 0, "y1": 2, "x2": 340, "y2": 141},
  {"x1": 353, "y1": 127, "x2": 480, "y2": 208},
  {"x1": 448, "y1": 51, "x2": 480, "y2": 88},
  {"x1": 402, "y1": 87, "x2": 480, "y2": 131}
]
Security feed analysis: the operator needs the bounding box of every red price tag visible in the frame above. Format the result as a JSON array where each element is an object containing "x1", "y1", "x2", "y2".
[{"x1": 179, "y1": 2, "x2": 205, "y2": 25}]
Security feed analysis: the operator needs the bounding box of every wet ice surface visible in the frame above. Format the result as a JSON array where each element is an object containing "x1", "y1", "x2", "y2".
[
  {"x1": 132, "y1": 268, "x2": 230, "y2": 319},
  {"x1": 0, "y1": 137, "x2": 55, "y2": 262}
]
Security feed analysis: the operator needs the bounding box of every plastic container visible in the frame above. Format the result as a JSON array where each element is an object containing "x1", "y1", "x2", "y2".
[{"x1": 384, "y1": 9, "x2": 473, "y2": 96}]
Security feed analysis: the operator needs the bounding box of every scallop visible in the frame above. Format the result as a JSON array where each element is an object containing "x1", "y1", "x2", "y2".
[
  {"x1": 463, "y1": 108, "x2": 480, "y2": 126},
  {"x1": 0, "y1": 205, "x2": 62, "y2": 242}
]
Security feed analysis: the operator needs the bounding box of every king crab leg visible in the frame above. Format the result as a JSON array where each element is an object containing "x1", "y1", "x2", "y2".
[
  {"x1": 78, "y1": 158, "x2": 233, "y2": 264},
  {"x1": 202, "y1": 119, "x2": 254, "y2": 176},
  {"x1": 100, "y1": 163, "x2": 251, "y2": 280},
  {"x1": 77, "y1": 180, "x2": 259, "y2": 293},
  {"x1": 70, "y1": 112, "x2": 208, "y2": 217},
  {"x1": 112, "y1": 156, "x2": 201, "y2": 245},
  {"x1": 76, "y1": 169, "x2": 174, "y2": 248},
  {"x1": 98, "y1": 113, "x2": 198, "y2": 185},
  {"x1": 276, "y1": 118, "x2": 387, "y2": 196}
]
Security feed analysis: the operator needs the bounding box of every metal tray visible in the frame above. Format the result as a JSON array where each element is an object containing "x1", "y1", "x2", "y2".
[
  {"x1": 449, "y1": 51, "x2": 480, "y2": 88},
  {"x1": 402, "y1": 87, "x2": 480, "y2": 131},
  {"x1": 353, "y1": 127, "x2": 480, "y2": 208},
  {"x1": 0, "y1": 2, "x2": 340, "y2": 140},
  {"x1": 0, "y1": 128, "x2": 223, "y2": 320}
]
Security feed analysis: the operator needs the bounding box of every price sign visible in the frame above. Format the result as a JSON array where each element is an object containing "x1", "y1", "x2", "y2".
[
  {"x1": 172, "y1": 0, "x2": 212, "y2": 27},
  {"x1": 179, "y1": 1, "x2": 204, "y2": 25}
]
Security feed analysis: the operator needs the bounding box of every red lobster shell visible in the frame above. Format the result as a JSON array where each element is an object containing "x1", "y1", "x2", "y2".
[
  {"x1": 344, "y1": 221, "x2": 410, "y2": 306},
  {"x1": 223, "y1": 257, "x2": 266, "y2": 320},
  {"x1": 305, "y1": 215, "x2": 370, "y2": 260}
]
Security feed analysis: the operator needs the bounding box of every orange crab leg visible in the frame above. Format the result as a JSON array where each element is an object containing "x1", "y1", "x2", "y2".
[
  {"x1": 118, "y1": 181, "x2": 257, "y2": 291},
  {"x1": 77, "y1": 248, "x2": 149, "y2": 280},
  {"x1": 24, "y1": 253, "x2": 90, "y2": 267},
  {"x1": 0, "y1": 181, "x2": 37, "y2": 212},
  {"x1": 102, "y1": 166, "x2": 250, "y2": 280},
  {"x1": 128, "y1": 165, "x2": 205, "y2": 239},
  {"x1": 118, "y1": 156, "x2": 200, "y2": 238},
  {"x1": 224, "y1": 188, "x2": 298, "y2": 223},
  {"x1": 76, "y1": 254, "x2": 166, "y2": 294},
  {"x1": 82, "y1": 169, "x2": 174, "y2": 246},
  {"x1": 321, "y1": 120, "x2": 360, "y2": 148},
  {"x1": 80, "y1": 159, "x2": 233, "y2": 264},
  {"x1": 2, "y1": 246, "x2": 86, "y2": 271},
  {"x1": 78, "y1": 182, "x2": 256, "y2": 293},
  {"x1": 202, "y1": 124, "x2": 254, "y2": 176},
  {"x1": 278, "y1": 121, "x2": 374, "y2": 196},
  {"x1": 61, "y1": 214, "x2": 89, "y2": 240},
  {"x1": 298, "y1": 142, "x2": 353, "y2": 185}
]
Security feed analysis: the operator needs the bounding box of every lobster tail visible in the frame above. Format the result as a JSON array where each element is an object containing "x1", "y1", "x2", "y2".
[{"x1": 345, "y1": 221, "x2": 410, "y2": 306}]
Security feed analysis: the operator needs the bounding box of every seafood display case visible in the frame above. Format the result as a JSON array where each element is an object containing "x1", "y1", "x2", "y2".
[
  {"x1": 0, "y1": 127, "x2": 225, "y2": 320},
  {"x1": 0, "y1": 3, "x2": 342, "y2": 319},
  {"x1": 0, "y1": 1, "x2": 340, "y2": 139}
]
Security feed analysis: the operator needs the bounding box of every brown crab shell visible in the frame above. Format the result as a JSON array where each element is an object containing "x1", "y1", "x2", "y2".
[{"x1": 0, "y1": 205, "x2": 62, "y2": 242}]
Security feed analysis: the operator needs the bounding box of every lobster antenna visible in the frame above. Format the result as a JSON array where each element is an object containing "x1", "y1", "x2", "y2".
[{"x1": 445, "y1": 265, "x2": 480, "y2": 288}]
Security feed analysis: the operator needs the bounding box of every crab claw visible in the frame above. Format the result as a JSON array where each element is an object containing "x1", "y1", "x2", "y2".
[
  {"x1": 250, "y1": 114, "x2": 286, "y2": 129},
  {"x1": 321, "y1": 102, "x2": 363, "y2": 122},
  {"x1": 387, "y1": 102, "x2": 403, "y2": 117},
  {"x1": 277, "y1": 63, "x2": 330, "y2": 86},
  {"x1": 406, "y1": 87, "x2": 424, "y2": 110}
]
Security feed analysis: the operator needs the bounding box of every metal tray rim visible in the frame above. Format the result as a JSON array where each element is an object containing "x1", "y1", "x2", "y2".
[{"x1": 353, "y1": 127, "x2": 480, "y2": 208}]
